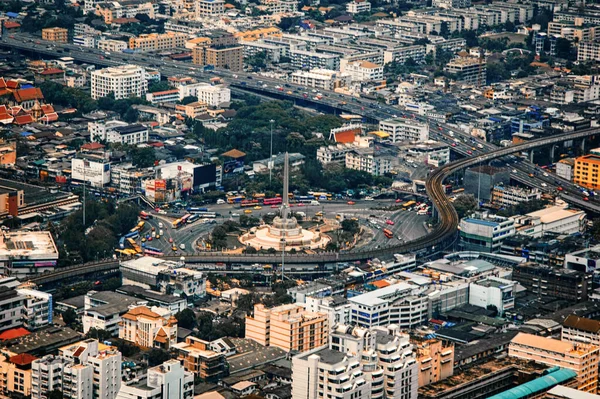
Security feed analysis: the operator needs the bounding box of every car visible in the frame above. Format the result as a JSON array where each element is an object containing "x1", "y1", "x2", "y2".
[
  {"x1": 289, "y1": 204, "x2": 295, "y2": 207},
  {"x1": 148, "y1": 237, "x2": 153, "y2": 241},
  {"x1": 169, "y1": 238, "x2": 173, "y2": 243},
  {"x1": 541, "y1": 183, "x2": 547, "y2": 187},
  {"x1": 347, "y1": 201, "x2": 356, "y2": 205},
  {"x1": 467, "y1": 150, "x2": 472, "y2": 155},
  {"x1": 155, "y1": 235, "x2": 160, "y2": 239},
  {"x1": 254, "y1": 206, "x2": 262, "y2": 210},
  {"x1": 271, "y1": 205, "x2": 278, "y2": 208},
  {"x1": 471, "y1": 147, "x2": 476, "y2": 151},
  {"x1": 365, "y1": 197, "x2": 374, "y2": 201},
  {"x1": 557, "y1": 186, "x2": 564, "y2": 191},
  {"x1": 451, "y1": 143, "x2": 457, "y2": 147},
  {"x1": 386, "y1": 220, "x2": 394, "y2": 225},
  {"x1": 584, "y1": 197, "x2": 590, "y2": 201},
  {"x1": 315, "y1": 212, "x2": 323, "y2": 217},
  {"x1": 395, "y1": 199, "x2": 402, "y2": 203},
  {"x1": 543, "y1": 172, "x2": 548, "y2": 177},
  {"x1": 172, "y1": 246, "x2": 178, "y2": 251},
  {"x1": 244, "y1": 209, "x2": 252, "y2": 214},
  {"x1": 512, "y1": 169, "x2": 517, "y2": 173},
  {"x1": 297, "y1": 203, "x2": 304, "y2": 207},
  {"x1": 232, "y1": 213, "x2": 240, "y2": 217}
]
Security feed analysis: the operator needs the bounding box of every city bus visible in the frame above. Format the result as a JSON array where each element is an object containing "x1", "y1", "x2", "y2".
[
  {"x1": 181, "y1": 214, "x2": 192, "y2": 224},
  {"x1": 195, "y1": 212, "x2": 216, "y2": 218},
  {"x1": 172, "y1": 218, "x2": 183, "y2": 229},
  {"x1": 130, "y1": 221, "x2": 145, "y2": 233},
  {"x1": 402, "y1": 201, "x2": 416, "y2": 209},
  {"x1": 187, "y1": 214, "x2": 200, "y2": 224},
  {"x1": 126, "y1": 238, "x2": 142, "y2": 253},
  {"x1": 253, "y1": 193, "x2": 266, "y2": 200},
  {"x1": 241, "y1": 199, "x2": 259, "y2": 207},
  {"x1": 139, "y1": 211, "x2": 151, "y2": 220},
  {"x1": 311, "y1": 192, "x2": 332, "y2": 201},
  {"x1": 383, "y1": 229, "x2": 393, "y2": 239},
  {"x1": 264, "y1": 197, "x2": 283, "y2": 206},
  {"x1": 187, "y1": 207, "x2": 209, "y2": 213},
  {"x1": 144, "y1": 249, "x2": 164, "y2": 256},
  {"x1": 227, "y1": 195, "x2": 244, "y2": 204}
]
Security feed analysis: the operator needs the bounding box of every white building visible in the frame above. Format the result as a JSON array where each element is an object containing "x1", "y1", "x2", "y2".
[
  {"x1": 196, "y1": 84, "x2": 231, "y2": 106},
  {"x1": 73, "y1": 35, "x2": 96, "y2": 48},
  {"x1": 345, "y1": 148, "x2": 392, "y2": 176},
  {"x1": 17, "y1": 288, "x2": 52, "y2": 330},
  {"x1": 491, "y1": 186, "x2": 541, "y2": 207},
  {"x1": 556, "y1": 158, "x2": 574, "y2": 181},
  {"x1": 98, "y1": 39, "x2": 128, "y2": 52},
  {"x1": 116, "y1": 359, "x2": 194, "y2": 399},
  {"x1": 468, "y1": 276, "x2": 515, "y2": 316},
  {"x1": 578, "y1": 40, "x2": 600, "y2": 62},
  {"x1": 32, "y1": 339, "x2": 122, "y2": 399},
  {"x1": 119, "y1": 305, "x2": 178, "y2": 349},
  {"x1": 344, "y1": 60, "x2": 384, "y2": 83},
  {"x1": 304, "y1": 296, "x2": 351, "y2": 326},
  {"x1": 290, "y1": 49, "x2": 340, "y2": 70},
  {"x1": 91, "y1": 65, "x2": 148, "y2": 100},
  {"x1": 561, "y1": 315, "x2": 600, "y2": 347},
  {"x1": 0, "y1": 232, "x2": 59, "y2": 279},
  {"x1": 513, "y1": 205, "x2": 586, "y2": 238},
  {"x1": 291, "y1": 69, "x2": 350, "y2": 90},
  {"x1": 89, "y1": 120, "x2": 149, "y2": 145},
  {"x1": 379, "y1": 119, "x2": 429, "y2": 142},
  {"x1": 459, "y1": 213, "x2": 516, "y2": 253},
  {"x1": 196, "y1": 0, "x2": 225, "y2": 17},
  {"x1": 346, "y1": 0, "x2": 371, "y2": 14},
  {"x1": 71, "y1": 156, "x2": 111, "y2": 188},
  {"x1": 432, "y1": 0, "x2": 471, "y2": 8},
  {"x1": 82, "y1": 291, "x2": 145, "y2": 336}
]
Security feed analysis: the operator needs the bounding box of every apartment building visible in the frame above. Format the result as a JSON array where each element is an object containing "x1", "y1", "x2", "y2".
[
  {"x1": 197, "y1": 84, "x2": 231, "y2": 106},
  {"x1": 172, "y1": 337, "x2": 227, "y2": 382},
  {"x1": 242, "y1": 40, "x2": 284, "y2": 63},
  {"x1": 116, "y1": 359, "x2": 194, "y2": 399},
  {"x1": 91, "y1": 65, "x2": 148, "y2": 100},
  {"x1": 235, "y1": 27, "x2": 282, "y2": 42},
  {"x1": 561, "y1": 315, "x2": 600, "y2": 347},
  {"x1": 146, "y1": 89, "x2": 180, "y2": 104},
  {"x1": 459, "y1": 214, "x2": 516, "y2": 253},
  {"x1": 0, "y1": 351, "x2": 36, "y2": 397},
  {"x1": 31, "y1": 339, "x2": 122, "y2": 399},
  {"x1": 346, "y1": 0, "x2": 371, "y2": 14},
  {"x1": 0, "y1": 285, "x2": 25, "y2": 333},
  {"x1": 195, "y1": 0, "x2": 225, "y2": 17},
  {"x1": 345, "y1": 60, "x2": 384, "y2": 82},
  {"x1": 492, "y1": 186, "x2": 541, "y2": 207},
  {"x1": 432, "y1": 0, "x2": 471, "y2": 8},
  {"x1": 94, "y1": 1, "x2": 156, "y2": 24},
  {"x1": 18, "y1": 289, "x2": 52, "y2": 330},
  {"x1": 512, "y1": 262, "x2": 591, "y2": 302},
  {"x1": 578, "y1": 40, "x2": 600, "y2": 61},
  {"x1": 89, "y1": 120, "x2": 149, "y2": 144},
  {"x1": 42, "y1": 27, "x2": 68, "y2": 43},
  {"x1": 317, "y1": 140, "x2": 370, "y2": 165},
  {"x1": 383, "y1": 45, "x2": 427, "y2": 65},
  {"x1": 548, "y1": 21, "x2": 598, "y2": 42},
  {"x1": 98, "y1": 39, "x2": 128, "y2": 52},
  {"x1": 73, "y1": 36, "x2": 95, "y2": 48},
  {"x1": 192, "y1": 45, "x2": 244, "y2": 71},
  {"x1": 444, "y1": 56, "x2": 487, "y2": 86},
  {"x1": 379, "y1": 118, "x2": 429, "y2": 142},
  {"x1": 246, "y1": 303, "x2": 328, "y2": 352},
  {"x1": 412, "y1": 337, "x2": 454, "y2": 387},
  {"x1": 129, "y1": 32, "x2": 187, "y2": 51},
  {"x1": 291, "y1": 69, "x2": 350, "y2": 90},
  {"x1": 290, "y1": 49, "x2": 340, "y2": 70},
  {"x1": 509, "y1": 332, "x2": 599, "y2": 393},
  {"x1": 119, "y1": 306, "x2": 178, "y2": 349},
  {"x1": 345, "y1": 148, "x2": 392, "y2": 176}
]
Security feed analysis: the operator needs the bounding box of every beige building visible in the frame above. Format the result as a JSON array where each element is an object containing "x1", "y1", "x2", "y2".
[
  {"x1": 0, "y1": 351, "x2": 36, "y2": 397},
  {"x1": 98, "y1": 39, "x2": 128, "y2": 52},
  {"x1": 172, "y1": 336, "x2": 227, "y2": 382},
  {"x1": 196, "y1": 0, "x2": 225, "y2": 16},
  {"x1": 129, "y1": 32, "x2": 187, "y2": 52},
  {"x1": 562, "y1": 315, "x2": 600, "y2": 347},
  {"x1": 192, "y1": 45, "x2": 244, "y2": 72},
  {"x1": 119, "y1": 306, "x2": 178, "y2": 349},
  {"x1": 42, "y1": 27, "x2": 68, "y2": 43},
  {"x1": 246, "y1": 303, "x2": 328, "y2": 352},
  {"x1": 175, "y1": 101, "x2": 208, "y2": 118},
  {"x1": 509, "y1": 332, "x2": 599, "y2": 393},
  {"x1": 413, "y1": 337, "x2": 454, "y2": 387}
]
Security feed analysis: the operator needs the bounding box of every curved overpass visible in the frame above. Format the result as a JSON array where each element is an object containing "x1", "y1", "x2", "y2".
[{"x1": 28, "y1": 127, "x2": 600, "y2": 285}]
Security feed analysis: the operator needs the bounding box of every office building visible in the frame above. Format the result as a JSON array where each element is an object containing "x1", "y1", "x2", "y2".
[
  {"x1": 42, "y1": 27, "x2": 68, "y2": 43},
  {"x1": 513, "y1": 205, "x2": 586, "y2": 237},
  {"x1": 0, "y1": 231, "x2": 58, "y2": 278},
  {"x1": 468, "y1": 276, "x2": 515, "y2": 316},
  {"x1": 464, "y1": 166, "x2": 510, "y2": 202},
  {"x1": 492, "y1": 186, "x2": 541, "y2": 207},
  {"x1": 32, "y1": 339, "x2": 121, "y2": 399},
  {"x1": 98, "y1": 39, "x2": 128, "y2": 52},
  {"x1": 129, "y1": 32, "x2": 187, "y2": 51},
  {"x1": 379, "y1": 119, "x2": 429, "y2": 143},
  {"x1": 246, "y1": 303, "x2": 328, "y2": 352},
  {"x1": 444, "y1": 56, "x2": 486, "y2": 86},
  {"x1": 196, "y1": 0, "x2": 225, "y2": 17},
  {"x1": 172, "y1": 337, "x2": 227, "y2": 382},
  {"x1": 73, "y1": 35, "x2": 95, "y2": 48},
  {"x1": 512, "y1": 262, "x2": 591, "y2": 302},
  {"x1": 509, "y1": 333, "x2": 599, "y2": 393},
  {"x1": 459, "y1": 213, "x2": 515, "y2": 253},
  {"x1": 561, "y1": 315, "x2": 600, "y2": 347},
  {"x1": 345, "y1": 60, "x2": 384, "y2": 82},
  {"x1": 91, "y1": 65, "x2": 148, "y2": 100},
  {"x1": 119, "y1": 305, "x2": 178, "y2": 349},
  {"x1": 346, "y1": 0, "x2": 371, "y2": 14},
  {"x1": 89, "y1": 120, "x2": 149, "y2": 145},
  {"x1": 116, "y1": 359, "x2": 194, "y2": 399},
  {"x1": 71, "y1": 156, "x2": 111, "y2": 188},
  {"x1": 192, "y1": 45, "x2": 243, "y2": 72}
]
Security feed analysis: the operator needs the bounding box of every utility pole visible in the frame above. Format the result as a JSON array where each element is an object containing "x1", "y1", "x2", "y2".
[
  {"x1": 83, "y1": 160, "x2": 87, "y2": 226},
  {"x1": 269, "y1": 119, "x2": 275, "y2": 186}
]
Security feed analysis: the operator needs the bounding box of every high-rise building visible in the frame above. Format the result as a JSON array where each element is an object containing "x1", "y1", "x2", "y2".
[
  {"x1": 192, "y1": 45, "x2": 244, "y2": 72},
  {"x1": 116, "y1": 359, "x2": 194, "y2": 399},
  {"x1": 32, "y1": 339, "x2": 122, "y2": 399},
  {"x1": 246, "y1": 303, "x2": 329, "y2": 352},
  {"x1": 91, "y1": 65, "x2": 148, "y2": 100}
]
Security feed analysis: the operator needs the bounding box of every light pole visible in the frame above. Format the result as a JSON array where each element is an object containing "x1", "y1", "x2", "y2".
[{"x1": 269, "y1": 119, "x2": 275, "y2": 186}]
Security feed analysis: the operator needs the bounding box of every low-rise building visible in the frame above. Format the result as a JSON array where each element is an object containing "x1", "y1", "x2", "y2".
[
  {"x1": 196, "y1": 84, "x2": 231, "y2": 106},
  {"x1": 0, "y1": 231, "x2": 58, "y2": 278},
  {"x1": 468, "y1": 276, "x2": 515, "y2": 316},
  {"x1": 346, "y1": 0, "x2": 371, "y2": 14},
  {"x1": 512, "y1": 262, "x2": 591, "y2": 302},
  {"x1": 513, "y1": 205, "x2": 586, "y2": 238},
  {"x1": 116, "y1": 359, "x2": 194, "y2": 399},
  {"x1": 412, "y1": 336, "x2": 454, "y2": 387},
  {"x1": 119, "y1": 305, "x2": 178, "y2": 349},
  {"x1": 344, "y1": 60, "x2": 384, "y2": 82},
  {"x1": 444, "y1": 56, "x2": 487, "y2": 86},
  {"x1": 557, "y1": 158, "x2": 575, "y2": 181},
  {"x1": 98, "y1": 39, "x2": 128, "y2": 52},
  {"x1": 42, "y1": 27, "x2": 68, "y2": 43},
  {"x1": 345, "y1": 148, "x2": 392, "y2": 176},
  {"x1": 129, "y1": 32, "x2": 187, "y2": 52},
  {"x1": 89, "y1": 120, "x2": 149, "y2": 144},
  {"x1": 72, "y1": 155, "x2": 111, "y2": 188},
  {"x1": 379, "y1": 118, "x2": 429, "y2": 142},
  {"x1": 459, "y1": 213, "x2": 516, "y2": 253},
  {"x1": 290, "y1": 49, "x2": 340, "y2": 70},
  {"x1": 561, "y1": 315, "x2": 600, "y2": 347},
  {"x1": 291, "y1": 69, "x2": 350, "y2": 90},
  {"x1": 172, "y1": 336, "x2": 228, "y2": 382},
  {"x1": 82, "y1": 290, "x2": 144, "y2": 336},
  {"x1": 492, "y1": 186, "x2": 541, "y2": 207},
  {"x1": 195, "y1": 0, "x2": 225, "y2": 16}
]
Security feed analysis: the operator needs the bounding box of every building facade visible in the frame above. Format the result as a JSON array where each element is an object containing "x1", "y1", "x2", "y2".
[
  {"x1": 42, "y1": 27, "x2": 68, "y2": 43},
  {"x1": 378, "y1": 119, "x2": 429, "y2": 143},
  {"x1": 91, "y1": 65, "x2": 148, "y2": 100}
]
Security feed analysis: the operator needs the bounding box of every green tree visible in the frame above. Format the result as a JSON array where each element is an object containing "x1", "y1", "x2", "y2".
[
  {"x1": 86, "y1": 328, "x2": 113, "y2": 341},
  {"x1": 148, "y1": 349, "x2": 171, "y2": 367},
  {"x1": 180, "y1": 96, "x2": 198, "y2": 105},
  {"x1": 341, "y1": 219, "x2": 359, "y2": 234},
  {"x1": 123, "y1": 108, "x2": 139, "y2": 123},
  {"x1": 131, "y1": 147, "x2": 155, "y2": 168},
  {"x1": 62, "y1": 308, "x2": 77, "y2": 326},
  {"x1": 175, "y1": 308, "x2": 197, "y2": 329},
  {"x1": 148, "y1": 81, "x2": 172, "y2": 93},
  {"x1": 555, "y1": 38, "x2": 573, "y2": 59},
  {"x1": 453, "y1": 194, "x2": 477, "y2": 218}
]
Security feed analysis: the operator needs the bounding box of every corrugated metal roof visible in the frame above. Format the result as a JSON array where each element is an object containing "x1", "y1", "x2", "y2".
[{"x1": 487, "y1": 368, "x2": 577, "y2": 399}]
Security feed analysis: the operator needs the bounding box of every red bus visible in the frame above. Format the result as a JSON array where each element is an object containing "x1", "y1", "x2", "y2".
[
  {"x1": 140, "y1": 211, "x2": 150, "y2": 220},
  {"x1": 241, "y1": 199, "x2": 259, "y2": 207},
  {"x1": 181, "y1": 214, "x2": 192, "y2": 223},
  {"x1": 264, "y1": 197, "x2": 283, "y2": 206},
  {"x1": 383, "y1": 229, "x2": 393, "y2": 239}
]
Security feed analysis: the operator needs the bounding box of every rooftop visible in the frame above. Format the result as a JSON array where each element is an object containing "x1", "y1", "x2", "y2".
[
  {"x1": 511, "y1": 332, "x2": 595, "y2": 355},
  {"x1": 348, "y1": 282, "x2": 414, "y2": 306},
  {"x1": 3, "y1": 326, "x2": 81, "y2": 355},
  {"x1": 0, "y1": 231, "x2": 58, "y2": 259},
  {"x1": 562, "y1": 314, "x2": 600, "y2": 333}
]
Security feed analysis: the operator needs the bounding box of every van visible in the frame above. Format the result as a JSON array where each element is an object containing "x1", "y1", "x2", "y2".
[
  {"x1": 217, "y1": 199, "x2": 226, "y2": 204},
  {"x1": 159, "y1": 229, "x2": 163, "y2": 236},
  {"x1": 310, "y1": 200, "x2": 320, "y2": 206},
  {"x1": 180, "y1": 243, "x2": 186, "y2": 250},
  {"x1": 158, "y1": 222, "x2": 163, "y2": 228}
]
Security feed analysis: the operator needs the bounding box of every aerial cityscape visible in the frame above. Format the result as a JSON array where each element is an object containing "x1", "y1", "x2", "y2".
[{"x1": 0, "y1": 0, "x2": 599, "y2": 398}]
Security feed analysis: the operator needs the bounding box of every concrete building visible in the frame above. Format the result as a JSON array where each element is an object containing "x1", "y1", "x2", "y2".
[
  {"x1": 98, "y1": 39, "x2": 128, "y2": 52},
  {"x1": 561, "y1": 315, "x2": 600, "y2": 347},
  {"x1": 509, "y1": 332, "x2": 599, "y2": 393},
  {"x1": 512, "y1": 263, "x2": 591, "y2": 302},
  {"x1": 42, "y1": 27, "x2": 68, "y2": 43},
  {"x1": 89, "y1": 120, "x2": 149, "y2": 144},
  {"x1": 290, "y1": 49, "x2": 340, "y2": 70},
  {"x1": 82, "y1": 291, "x2": 144, "y2": 336},
  {"x1": 459, "y1": 213, "x2": 516, "y2": 253},
  {"x1": 491, "y1": 186, "x2": 541, "y2": 207},
  {"x1": 245, "y1": 303, "x2": 329, "y2": 352},
  {"x1": 71, "y1": 156, "x2": 111, "y2": 188},
  {"x1": 574, "y1": 154, "x2": 600, "y2": 189},
  {"x1": 345, "y1": 60, "x2": 384, "y2": 82},
  {"x1": 32, "y1": 339, "x2": 122, "y2": 399},
  {"x1": 172, "y1": 336, "x2": 227, "y2": 382},
  {"x1": 0, "y1": 231, "x2": 59, "y2": 278},
  {"x1": 291, "y1": 69, "x2": 350, "y2": 90},
  {"x1": 119, "y1": 305, "x2": 178, "y2": 349},
  {"x1": 513, "y1": 205, "x2": 586, "y2": 237},
  {"x1": 196, "y1": 84, "x2": 231, "y2": 106},
  {"x1": 116, "y1": 359, "x2": 194, "y2": 399},
  {"x1": 345, "y1": 148, "x2": 392, "y2": 176},
  {"x1": 0, "y1": 351, "x2": 37, "y2": 397},
  {"x1": 192, "y1": 45, "x2": 244, "y2": 72},
  {"x1": 557, "y1": 158, "x2": 574, "y2": 181},
  {"x1": 304, "y1": 296, "x2": 351, "y2": 326},
  {"x1": 548, "y1": 21, "x2": 598, "y2": 42},
  {"x1": 564, "y1": 245, "x2": 600, "y2": 273},
  {"x1": 432, "y1": 0, "x2": 471, "y2": 8},
  {"x1": 444, "y1": 56, "x2": 487, "y2": 86},
  {"x1": 129, "y1": 32, "x2": 187, "y2": 51},
  {"x1": 412, "y1": 337, "x2": 454, "y2": 387},
  {"x1": 468, "y1": 276, "x2": 515, "y2": 316},
  {"x1": 196, "y1": 0, "x2": 225, "y2": 17},
  {"x1": 578, "y1": 40, "x2": 600, "y2": 61},
  {"x1": 91, "y1": 65, "x2": 148, "y2": 100},
  {"x1": 346, "y1": 0, "x2": 371, "y2": 14},
  {"x1": 379, "y1": 118, "x2": 429, "y2": 143},
  {"x1": 18, "y1": 289, "x2": 52, "y2": 330},
  {"x1": 146, "y1": 89, "x2": 180, "y2": 104},
  {"x1": 464, "y1": 166, "x2": 510, "y2": 202}
]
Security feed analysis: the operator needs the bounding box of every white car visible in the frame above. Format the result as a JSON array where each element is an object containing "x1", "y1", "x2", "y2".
[
  {"x1": 364, "y1": 197, "x2": 374, "y2": 201},
  {"x1": 541, "y1": 183, "x2": 547, "y2": 187},
  {"x1": 217, "y1": 199, "x2": 226, "y2": 204},
  {"x1": 543, "y1": 172, "x2": 548, "y2": 177},
  {"x1": 232, "y1": 213, "x2": 240, "y2": 217},
  {"x1": 512, "y1": 169, "x2": 517, "y2": 173}
]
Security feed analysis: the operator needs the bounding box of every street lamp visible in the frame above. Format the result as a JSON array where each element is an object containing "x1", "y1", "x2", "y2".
[{"x1": 269, "y1": 119, "x2": 275, "y2": 186}]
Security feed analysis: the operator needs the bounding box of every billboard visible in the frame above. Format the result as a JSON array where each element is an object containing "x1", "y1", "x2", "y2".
[
  {"x1": 12, "y1": 260, "x2": 57, "y2": 268},
  {"x1": 193, "y1": 164, "x2": 217, "y2": 187}
]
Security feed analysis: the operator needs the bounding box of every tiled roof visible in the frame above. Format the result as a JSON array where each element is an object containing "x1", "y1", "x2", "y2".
[
  {"x1": 122, "y1": 306, "x2": 161, "y2": 321},
  {"x1": 9, "y1": 353, "x2": 37, "y2": 366},
  {"x1": 15, "y1": 114, "x2": 34, "y2": 125},
  {"x1": 563, "y1": 315, "x2": 600, "y2": 333},
  {"x1": 13, "y1": 87, "x2": 44, "y2": 103},
  {"x1": 0, "y1": 327, "x2": 30, "y2": 341}
]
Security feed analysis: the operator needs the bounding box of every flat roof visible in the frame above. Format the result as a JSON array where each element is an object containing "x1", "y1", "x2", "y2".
[
  {"x1": 547, "y1": 385, "x2": 600, "y2": 399},
  {"x1": 0, "y1": 231, "x2": 58, "y2": 259},
  {"x1": 348, "y1": 282, "x2": 414, "y2": 306},
  {"x1": 120, "y1": 256, "x2": 180, "y2": 275},
  {"x1": 526, "y1": 206, "x2": 584, "y2": 224},
  {"x1": 511, "y1": 333, "x2": 586, "y2": 354}
]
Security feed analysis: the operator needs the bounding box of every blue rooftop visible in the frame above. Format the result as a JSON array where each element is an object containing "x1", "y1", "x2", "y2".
[
  {"x1": 488, "y1": 368, "x2": 577, "y2": 399},
  {"x1": 6, "y1": 12, "x2": 18, "y2": 18},
  {"x1": 463, "y1": 218, "x2": 499, "y2": 228}
]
